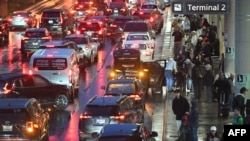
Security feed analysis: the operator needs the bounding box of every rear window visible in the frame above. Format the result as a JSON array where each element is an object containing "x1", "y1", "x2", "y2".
[
  {"x1": 126, "y1": 35, "x2": 149, "y2": 40},
  {"x1": 42, "y1": 12, "x2": 60, "y2": 18},
  {"x1": 33, "y1": 58, "x2": 67, "y2": 70},
  {"x1": 25, "y1": 31, "x2": 46, "y2": 37},
  {"x1": 106, "y1": 83, "x2": 135, "y2": 93},
  {"x1": 113, "y1": 19, "x2": 131, "y2": 28},
  {"x1": 79, "y1": 22, "x2": 100, "y2": 31},
  {"x1": 85, "y1": 105, "x2": 119, "y2": 116},
  {"x1": 0, "y1": 109, "x2": 30, "y2": 124},
  {"x1": 123, "y1": 23, "x2": 148, "y2": 32},
  {"x1": 65, "y1": 37, "x2": 88, "y2": 44},
  {"x1": 12, "y1": 12, "x2": 29, "y2": 17}
]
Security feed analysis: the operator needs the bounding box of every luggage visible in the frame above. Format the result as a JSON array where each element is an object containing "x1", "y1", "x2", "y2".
[{"x1": 218, "y1": 92, "x2": 230, "y2": 118}]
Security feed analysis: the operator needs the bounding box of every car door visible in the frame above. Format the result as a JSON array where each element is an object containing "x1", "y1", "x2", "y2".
[
  {"x1": 14, "y1": 76, "x2": 37, "y2": 98},
  {"x1": 32, "y1": 75, "x2": 56, "y2": 98},
  {"x1": 143, "y1": 59, "x2": 166, "y2": 88}
]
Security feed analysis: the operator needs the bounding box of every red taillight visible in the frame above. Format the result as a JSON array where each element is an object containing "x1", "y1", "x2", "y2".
[
  {"x1": 76, "y1": 30, "x2": 81, "y2": 34},
  {"x1": 149, "y1": 17, "x2": 154, "y2": 22},
  {"x1": 46, "y1": 54, "x2": 54, "y2": 58},
  {"x1": 89, "y1": 1, "x2": 93, "y2": 5},
  {"x1": 24, "y1": 18, "x2": 29, "y2": 22},
  {"x1": 111, "y1": 115, "x2": 125, "y2": 120},
  {"x1": 129, "y1": 95, "x2": 141, "y2": 100},
  {"x1": 98, "y1": 30, "x2": 102, "y2": 35},
  {"x1": 139, "y1": 12, "x2": 143, "y2": 15},
  {"x1": 110, "y1": 24, "x2": 117, "y2": 27},
  {"x1": 8, "y1": 18, "x2": 12, "y2": 21},
  {"x1": 22, "y1": 37, "x2": 29, "y2": 40},
  {"x1": 26, "y1": 122, "x2": 33, "y2": 132},
  {"x1": 46, "y1": 45, "x2": 55, "y2": 48},
  {"x1": 41, "y1": 36, "x2": 51, "y2": 40},
  {"x1": 80, "y1": 112, "x2": 91, "y2": 119}
]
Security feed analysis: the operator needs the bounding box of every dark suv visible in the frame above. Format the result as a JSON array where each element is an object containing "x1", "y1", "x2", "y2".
[
  {"x1": 98, "y1": 123, "x2": 158, "y2": 141},
  {"x1": 40, "y1": 8, "x2": 73, "y2": 36},
  {"x1": 76, "y1": 19, "x2": 106, "y2": 47},
  {"x1": 21, "y1": 28, "x2": 52, "y2": 58},
  {"x1": 102, "y1": 79, "x2": 146, "y2": 110},
  {"x1": 79, "y1": 95, "x2": 143, "y2": 140},
  {"x1": 0, "y1": 73, "x2": 73, "y2": 110},
  {"x1": 0, "y1": 98, "x2": 49, "y2": 141}
]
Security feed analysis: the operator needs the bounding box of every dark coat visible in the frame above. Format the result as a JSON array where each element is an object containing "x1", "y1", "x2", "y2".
[
  {"x1": 188, "y1": 100, "x2": 199, "y2": 127},
  {"x1": 213, "y1": 78, "x2": 231, "y2": 95},
  {"x1": 172, "y1": 96, "x2": 190, "y2": 120},
  {"x1": 203, "y1": 70, "x2": 213, "y2": 86},
  {"x1": 205, "y1": 132, "x2": 220, "y2": 141}
]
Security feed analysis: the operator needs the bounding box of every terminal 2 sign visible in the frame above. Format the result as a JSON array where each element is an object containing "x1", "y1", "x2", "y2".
[{"x1": 171, "y1": 0, "x2": 229, "y2": 14}]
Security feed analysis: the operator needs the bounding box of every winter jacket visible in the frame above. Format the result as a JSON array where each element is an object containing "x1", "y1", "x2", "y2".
[
  {"x1": 172, "y1": 96, "x2": 190, "y2": 120},
  {"x1": 188, "y1": 100, "x2": 199, "y2": 127}
]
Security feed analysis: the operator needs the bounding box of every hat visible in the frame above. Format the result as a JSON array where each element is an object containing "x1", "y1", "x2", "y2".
[
  {"x1": 198, "y1": 37, "x2": 203, "y2": 40},
  {"x1": 184, "y1": 58, "x2": 191, "y2": 64},
  {"x1": 210, "y1": 126, "x2": 217, "y2": 131},
  {"x1": 240, "y1": 87, "x2": 248, "y2": 93}
]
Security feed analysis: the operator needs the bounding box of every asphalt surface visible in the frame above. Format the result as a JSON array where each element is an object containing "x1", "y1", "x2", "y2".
[{"x1": 151, "y1": 8, "x2": 234, "y2": 141}]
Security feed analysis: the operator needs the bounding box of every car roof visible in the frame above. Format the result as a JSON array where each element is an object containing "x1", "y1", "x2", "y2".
[
  {"x1": 39, "y1": 40, "x2": 75, "y2": 47},
  {"x1": 88, "y1": 96, "x2": 127, "y2": 106},
  {"x1": 25, "y1": 28, "x2": 47, "y2": 32},
  {"x1": 0, "y1": 72, "x2": 31, "y2": 81},
  {"x1": 100, "y1": 123, "x2": 141, "y2": 137},
  {"x1": 0, "y1": 98, "x2": 35, "y2": 109},
  {"x1": 65, "y1": 34, "x2": 88, "y2": 38},
  {"x1": 32, "y1": 48, "x2": 75, "y2": 57},
  {"x1": 128, "y1": 32, "x2": 150, "y2": 35}
]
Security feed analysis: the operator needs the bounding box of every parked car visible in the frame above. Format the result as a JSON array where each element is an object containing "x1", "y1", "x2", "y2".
[
  {"x1": 0, "y1": 98, "x2": 50, "y2": 141},
  {"x1": 79, "y1": 95, "x2": 143, "y2": 140},
  {"x1": 98, "y1": 123, "x2": 158, "y2": 141},
  {"x1": 8, "y1": 10, "x2": 37, "y2": 31},
  {"x1": 0, "y1": 72, "x2": 73, "y2": 110}
]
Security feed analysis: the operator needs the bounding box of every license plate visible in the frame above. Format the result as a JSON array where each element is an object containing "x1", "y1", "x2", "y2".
[
  {"x1": 96, "y1": 119, "x2": 105, "y2": 124},
  {"x1": 32, "y1": 42, "x2": 38, "y2": 45},
  {"x1": 2, "y1": 125, "x2": 13, "y2": 131},
  {"x1": 48, "y1": 20, "x2": 53, "y2": 24},
  {"x1": 114, "y1": 9, "x2": 118, "y2": 13}
]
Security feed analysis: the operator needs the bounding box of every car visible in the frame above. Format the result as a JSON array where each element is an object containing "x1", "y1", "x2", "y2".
[
  {"x1": 79, "y1": 95, "x2": 143, "y2": 140},
  {"x1": 0, "y1": 19, "x2": 9, "y2": 44},
  {"x1": 133, "y1": 3, "x2": 159, "y2": 19},
  {"x1": 21, "y1": 28, "x2": 52, "y2": 58},
  {"x1": 0, "y1": 73, "x2": 74, "y2": 110},
  {"x1": 101, "y1": 79, "x2": 146, "y2": 110},
  {"x1": 72, "y1": 1, "x2": 97, "y2": 21},
  {"x1": 123, "y1": 32, "x2": 155, "y2": 49},
  {"x1": 98, "y1": 123, "x2": 158, "y2": 141},
  {"x1": 39, "y1": 8, "x2": 73, "y2": 37},
  {"x1": 76, "y1": 19, "x2": 107, "y2": 47},
  {"x1": 64, "y1": 34, "x2": 99, "y2": 65},
  {"x1": 105, "y1": 2, "x2": 128, "y2": 16},
  {"x1": 29, "y1": 48, "x2": 81, "y2": 98},
  {"x1": 8, "y1": 10, "x2": 37, "y2": 31},
  {"x1": 39, "y1": 40, "x2": 86, "y2": 68},
  {"x1": 0, "y1": 98, "x2": 50, "y2": 141},
  {"x1": 122, "y1": 20, "x2": 156, "y2": 40},
  {"x1": 107, "y1": 15, "x2": 138, "y2": 43}
]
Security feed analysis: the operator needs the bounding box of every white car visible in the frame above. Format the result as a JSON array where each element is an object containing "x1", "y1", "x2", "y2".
[
  {"x1": 122, "y1": 33, "x2": 155, "y2": 62},
  {"x1": 65, "y1": 34, "x2": 99, "y2": 65},
  {"x1": 122, "y1": 32, "x2": 155, "y2": 49}
]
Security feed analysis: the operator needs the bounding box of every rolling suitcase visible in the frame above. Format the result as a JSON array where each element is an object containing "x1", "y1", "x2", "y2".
[{"x1": 218, "y1": 92, "x2": 230, "y2": 118}]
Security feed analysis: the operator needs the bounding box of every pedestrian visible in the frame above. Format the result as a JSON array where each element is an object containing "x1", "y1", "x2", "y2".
[
  {"x1": 165, "y1": 56, "x2": 178, "y2": 92},
  {"x1": 232, "y1": 107, "x2": 244, "y2": 125},
  {"x1": 205, "y1": 126, "x2": 220, "y2": 141},
  {"x1": 232, "y1": 87, "x2": 248, "y2": 124},
  {"x1": 227, "y1": 73, "x2": 235, "y2": 111},
  {"x1": 172, "y1": 27, "x2": 184, "y2": 58},
  {"x1": 191, "y1": 60, "x2": 204, "y2": 100},
  {"x1": 203, "y1": 64, "x2": 214, "y2": 103},
  {"x1": 172, "y1": 88, "x2": 190, "y2": 136},
  {"x1": 188, "y1": 100, "x2": 199, "y2": 141}
]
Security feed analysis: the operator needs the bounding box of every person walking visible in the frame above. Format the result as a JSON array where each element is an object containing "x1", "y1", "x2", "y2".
[
  {"x1": 232, "y1": 107, "x2": 244, "y2": 125},
  {"x1": 172, "y1": 27, "x2": 184, "y2": 58},
  {"x1": 232, "y1": 87, "x2": 248, "y2": 124},
  {"x1": 191, "y1": 60, "x2": 204, "y2": 100},
  {"x1": 203, "y1": 64, "x2": 214, "y2": 103},
  {"x1": 188, "y1": 100, "x2": 199, "y2": 141},
  {"x1": 205, "y1": 126, "x2": 220, "y2": 141},
  {"x1": 227, "y1": 73, "x2": 235, "y2": 111},
  {"x1": 172, "y1": 88, "x2": 190, "y2": 136},
  {"x1": 165, "y1": 56, "x2": 178, "y2": 92}
]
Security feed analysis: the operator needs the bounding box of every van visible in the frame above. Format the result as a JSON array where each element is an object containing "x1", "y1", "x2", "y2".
[{"x1": 29, "y1": 48, "x2": 80, "y2": 93}]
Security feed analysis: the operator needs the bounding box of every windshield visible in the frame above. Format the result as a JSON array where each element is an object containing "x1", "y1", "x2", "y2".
[
  {"x1": 85, "y1": 105, "x2": 119, "y2": 116},
  {"x1": 126, "y1": 35, "x2": 149, "y2": 41},
  {"x1": 106, "y1": 83, "x2": 135, "y2": 94}
]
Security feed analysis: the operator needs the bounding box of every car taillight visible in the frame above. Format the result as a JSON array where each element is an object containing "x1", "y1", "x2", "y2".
[
  {"x1": 41, "y1": 36, "x2": 51, "y2": 40},
  {"x1": 76, "y1": 30, "x2": 81, "y2": 34},
  {"x1": 149, "y1": 17, "x2": 154, "y2": 22},
  {"x1": 22, "y1": 37, "x2": 29, "y2": 40},
  {"x1": 60, "y1": 17, "x2": 63, "y2": 24},
  {"x1": 129, "y1": 95, "x2": 141, "y2": 100},
  {"x1": 111, "y1": 115, "x2": 125, "y2": 120},
  {"x1": 139, "y1": 12, "x2": 143, "y2": 15},
  {"x1": 80, "y1": 112, "x2": 92, "y2": 119},
  {"x1": 89, "y1": 1, "x2": 93, "y2": 5},
  {"x1": 110, "y1": 24, "x2": 117, "y2": 27},
  {"x1": 8, "y1": 18, "x2": 12, "y2": 22},
  {"x1": 98, "y1": 30, "x2": 102, "y2": 35},
  {"x1": 24, "y1": 18, "x2": 29, "y2": 22}
]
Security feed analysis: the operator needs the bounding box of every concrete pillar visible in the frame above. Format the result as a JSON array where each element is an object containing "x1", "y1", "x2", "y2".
[
  {"x1": 224, "y1": 0, "x2": 235, "y2": 78},
  {"x1": 235, "y1": 0, "x2": 250, "y2": 100}
]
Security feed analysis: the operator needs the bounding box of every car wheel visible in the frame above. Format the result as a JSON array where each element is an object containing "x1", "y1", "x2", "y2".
[{"x1": 54, "y1": 94, "x2": 69, "y2": 110}]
